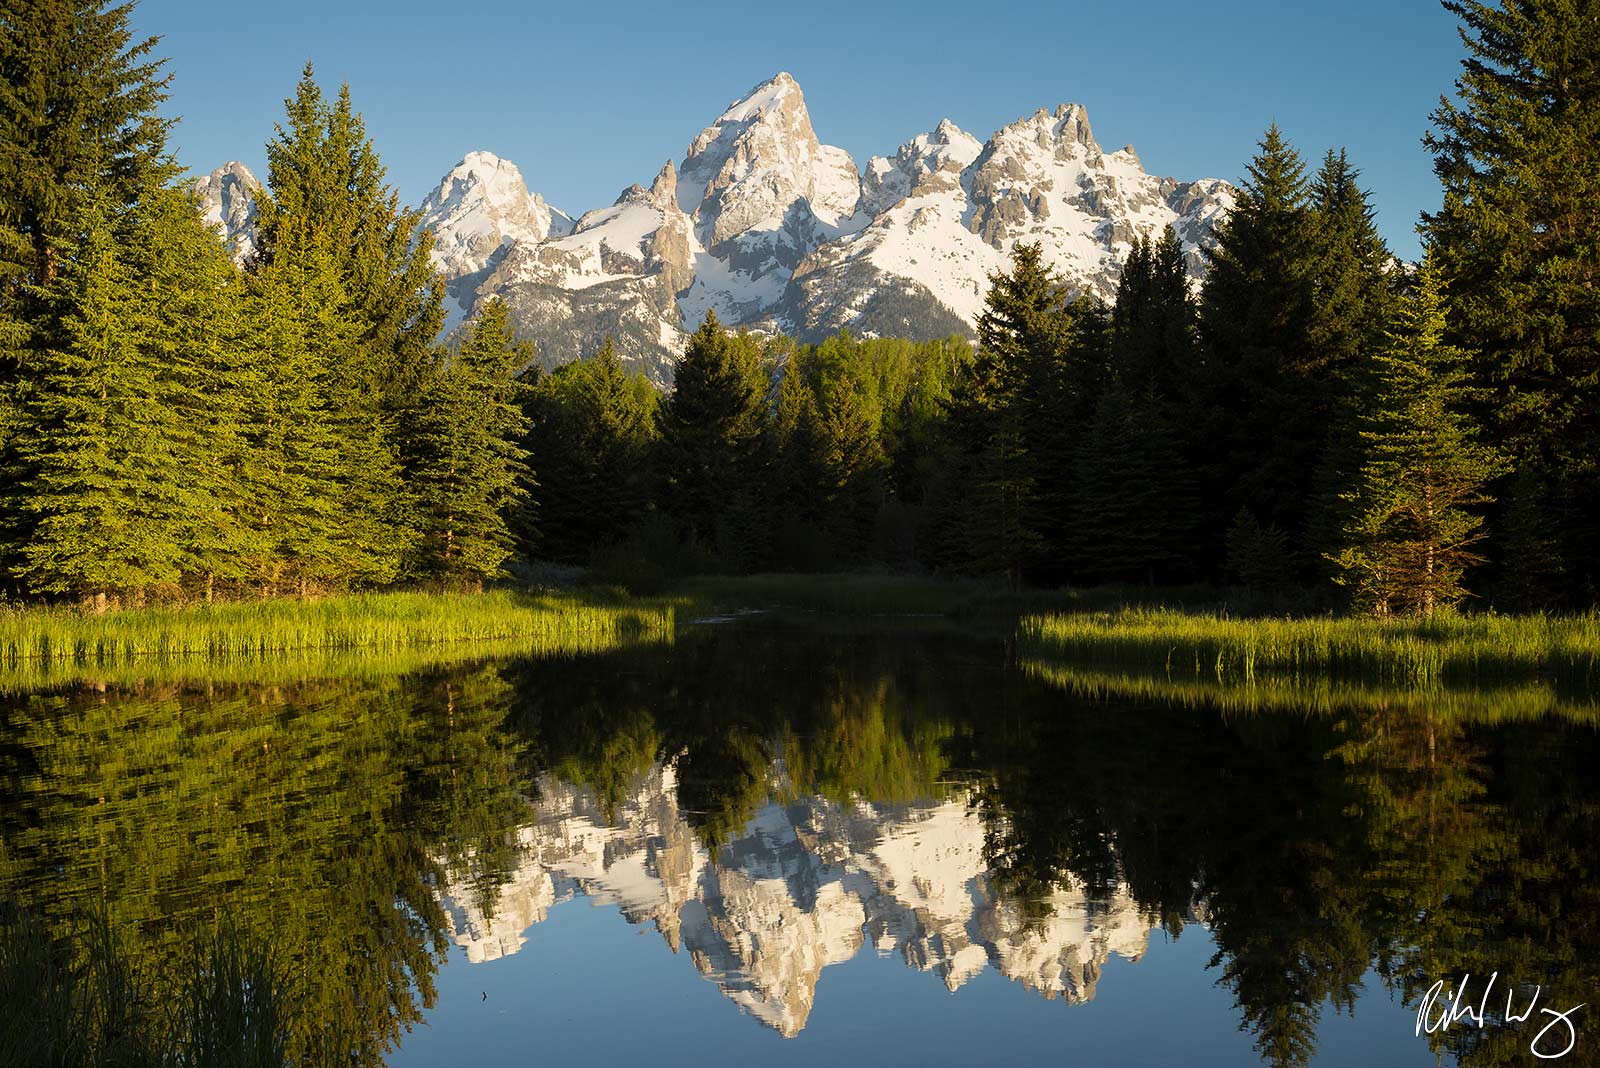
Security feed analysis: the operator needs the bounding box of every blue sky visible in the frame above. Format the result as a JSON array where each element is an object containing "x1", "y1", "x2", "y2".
[{"x1": 139, "y1": 0, "x2": 1464, "y2": 260}]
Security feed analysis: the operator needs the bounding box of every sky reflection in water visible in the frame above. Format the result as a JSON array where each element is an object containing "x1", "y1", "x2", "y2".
[{"x1": 2, "y1": 616, "x2": 1595, "y2": 1066}]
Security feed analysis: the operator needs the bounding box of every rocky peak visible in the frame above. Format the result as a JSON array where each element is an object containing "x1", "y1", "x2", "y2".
[
  {"x1": 678, "y1": 72, "x2": 860, "y2": 247},
  {"x1": 648, "y1": 161, "x2": 678, "y2": 212},
  {"x1": 419, "y1": 151, "x2": 570, "y2": 281},
  {"x1": 861, "y1": 119, "x2": 984, "y2": 216},
  {"x1": 190, "y1": 162, "x2": 259, "y2": 265}
]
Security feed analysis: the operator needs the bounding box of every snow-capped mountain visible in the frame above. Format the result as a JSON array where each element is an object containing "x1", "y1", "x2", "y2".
[
  {"x1": 442, "y1": 74, "x2": 1232, "y2": 382},
  {"x1": 194, "y1": 72, "x2": 1235, "y2": 384},
  {"x1": 416, "y1": 151, "x2": 575, "y2": 331},
  {"x1": 190, "y1": 162, "x2": 260, "y2": 265},
  {"x1": 435, "y1": 761, "x2": 1170, "y2": 1037}
]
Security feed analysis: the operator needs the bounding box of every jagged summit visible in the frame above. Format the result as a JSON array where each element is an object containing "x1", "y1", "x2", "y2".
[
  {"x1": 190, "y1": 162, "x2": 259, "y2": 265},
  {"x1": 194, "y1": 72, "x2": 1235, "y2": 383},
  {"x1": 435, "y1": 762, "x2": 1170, "y2": 1037}
]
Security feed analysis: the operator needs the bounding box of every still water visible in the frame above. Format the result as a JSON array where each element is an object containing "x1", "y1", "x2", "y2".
[{"x1": 2, "y1": 616, "x2": 1596, "y2": 1066}]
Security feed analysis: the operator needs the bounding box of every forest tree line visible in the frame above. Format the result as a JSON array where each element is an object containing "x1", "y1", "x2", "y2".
[{"x1": 1, "y1": 0, "x2": 1595, "y2": 614}]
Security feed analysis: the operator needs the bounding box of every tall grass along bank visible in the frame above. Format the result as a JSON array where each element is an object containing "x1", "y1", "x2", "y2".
[
  {"x1": 0, "y1": 590, "x2": 675, "y2": 680},
  {"x1": 1021, "y1": 608, "x2": 1600, "y2": 690}
]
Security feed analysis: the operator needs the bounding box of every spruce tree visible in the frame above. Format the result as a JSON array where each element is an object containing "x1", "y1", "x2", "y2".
[
  {"x1": 1327, "y1": 255, "x2": 1502, "y2": 616},
  {"x1": 0, "y1": 0, "x2": 176, "y2": 583},
  {"x1": 656, "y1": 312, "x2": 769, "y2": 564},
  {"x1": 1197, "y1": 125, "x2": 1321, "y2": 577},
  {"x1": 942, "y1": 244, "x2": 1075, "y2": 585},
  {"x1": 406, "y1": 299, "x2": 532, "y2": 584},
  {"x1": 520, "y1": 338, "x2": 658, "y2": 563},
  {"x1": 769, "y1": 352, "x2": 832, "y2": 566},
  {"x1": 241, "y1": 231, "x2": 406, "y2": 593},
  {"x1": 13, "y1": 189, "x2": 237, "y2": 606},
  {"x1": 1075, "y1": 227, "x2": 1198, "y2": 582},
  {"x1": 1424, "y1": 0, "x2": 1600, "y2": 604},
  {"x1": 1305, "y1": 150, "x2": 1397, "y2": 574}
]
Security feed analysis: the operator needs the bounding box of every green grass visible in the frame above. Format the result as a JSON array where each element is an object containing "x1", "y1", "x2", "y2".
[
  {"x1": 1021, "y1": 607, "x2": 1600, "y2": 689},
  {"x1": 0, "y1": 589, "x2": 675, "y2": 684},
  {"x1": 0, "y1": 906, "x2": 303, "y2": 1068}
]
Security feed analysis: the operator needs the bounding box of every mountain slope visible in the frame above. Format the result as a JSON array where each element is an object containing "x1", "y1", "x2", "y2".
[{"x1": 194, "y1": 73, "x2": 1235, "y2": 383}]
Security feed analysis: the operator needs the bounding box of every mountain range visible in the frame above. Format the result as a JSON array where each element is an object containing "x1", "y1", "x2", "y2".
[
  {"x1": 193, "y1": 73, "x2": 1234, "y2": 384},
  {"x1": 434, "y1": 760, "x2": 1172, "y2": 1037}
]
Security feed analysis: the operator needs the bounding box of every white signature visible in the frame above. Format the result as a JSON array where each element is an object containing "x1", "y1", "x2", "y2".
[{"x1": 1417, "y1": 972, "x2": 1585, "y2": 1060}]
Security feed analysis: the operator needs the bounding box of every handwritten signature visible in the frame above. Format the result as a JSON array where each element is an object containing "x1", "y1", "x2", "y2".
[{"x1": 1417, "y1": 972, "x2": 1585, "y2": 1060}]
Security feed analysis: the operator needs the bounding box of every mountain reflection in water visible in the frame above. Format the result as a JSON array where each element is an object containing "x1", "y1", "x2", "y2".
[
  {"x1": 438, "y1": 765, "x2": 1158, "y2": 1035},
  {"x1": 2, "y1": 616, "x2": 1596, "y2": 1067}
]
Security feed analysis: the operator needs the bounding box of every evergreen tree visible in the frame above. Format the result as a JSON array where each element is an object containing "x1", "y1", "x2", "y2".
[
  {"x1": 0, "y1": 1, "x2": 172, "y2": 298},
  {"x1": 243, "y1": 65, "x2": 446, "y2": 589},
  {"x1": 656, "y1": 312, "x2": 770, "y2": 565},
  {"x1": 241, "y1": 233, "x2": 407, "y2": 593},
  {"x1": 520, "y1": 338, "x2": 658, "y2": 563},
  {"x1": 0, "y1": 0, "x2": 176, "y2": 583},
  {"x1": 941, "y1": 244, "x2": 1075, "y2": 586},
  {"x1": 1328, "y1": 255, "x2": 1502, "y2": 616},
  {"x1": 1197, "y1": 125, "x2": 1320, "y2": 574},
  {"x1": 1305, "y1": 150, "x2": 1397, "y2": 573},
  {"x1": 255, "y1": 68, "x2": 443, "y2": 401},
  {"x1": 1424, "y1": 0, "x2": 1600, "y2": 604},
  {"x1": 1074, "y1": 225, "x2": 1198, "y2": 582},
  {"x1": 769, "y1": 352, "x2": 831, "y2": 567},
  {"x1": 406, "y1": 299, "x2": 532, "y2": 584},
  {"x1": 12, "y1": 188, "x2": 239, "y2": 606}
]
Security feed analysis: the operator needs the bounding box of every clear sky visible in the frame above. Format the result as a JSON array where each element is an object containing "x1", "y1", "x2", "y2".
[{"x1": 138, "y1": 0, "x2": 1466, "y2": 260}]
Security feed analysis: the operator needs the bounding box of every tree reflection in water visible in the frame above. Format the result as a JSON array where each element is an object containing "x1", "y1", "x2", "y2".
[{"x1": 1, "y1": 617, "x2": 1595, "y2": 1065}]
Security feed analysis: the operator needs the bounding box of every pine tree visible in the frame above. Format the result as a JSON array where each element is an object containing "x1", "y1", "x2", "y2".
[
  {"x1": 406, "y1": 299, "x2": 532, "y2": 584},
  {"x1": 1197, "y1": 125, "x2": 1320, "y2": 576},
  {"x1": 656, "y1": 312, "x2": 770, "y2": 565},
  {"x1": 1328, "y1": 255, "x2": 1503, "y2": 616},
  {"x1": 0, "y1": 0, "x2": 176, "y2": 584},
  {"x1": 942, "y1": 244, "x2": 1075, "y2": 586},
  {"x1": 12, "y1": 189, "x2": 237, "y2": 606},
  {"x1": 1424, "y1": 0, "x2": 1600, "y2": 604},
  {"x1": 520, "y1": 338, "x2": 659, "y2": 563},
  {"x1": 1305, "y1": 150, "x2": 1397, "y2": 573}
]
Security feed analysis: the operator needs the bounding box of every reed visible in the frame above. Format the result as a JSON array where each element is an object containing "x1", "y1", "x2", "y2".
[
  {"x1": 1020, "y1": 607, "x2": 1600, "y2": 690},
  {"x1": 0, "y1": 906, "x2": 298, "y2": 1068},
  {"x1": 0, "y1": 589, "x2": 675, "y2": 681}
]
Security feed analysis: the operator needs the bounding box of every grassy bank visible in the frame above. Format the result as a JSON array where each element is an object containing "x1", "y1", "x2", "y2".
[
  {"x1": 0, "y1": 589, "x2": 675, "y2": 680},
  {"x1": 1021, "y1": 607, "x2": 1600, "y2": 689}
]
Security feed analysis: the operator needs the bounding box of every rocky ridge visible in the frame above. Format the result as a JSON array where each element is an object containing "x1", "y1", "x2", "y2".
[
  {"x1": 193, "y1": 73, "x2": 1234, "y2": 384},
  {"x1": 434, "y1": 762, "x2": 1170, "y2": 1037}
]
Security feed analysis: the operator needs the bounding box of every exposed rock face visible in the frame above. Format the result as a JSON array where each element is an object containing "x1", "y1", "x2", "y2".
[
  {"x1": 785, "y1": 104, "x2": 1233, "y2": 341},
  {"x1": 435, "y1": 761, "x2": 1170, "y2": 1037},
  {"x1": 441, "y1": 76, "x2": 1231, "y2": 382},
  {"x1": 190, "y1": 162, "x2": 260, "y2": 265},
  {"x1": 197, "y1": 73, "x2": 1233, "y2": 384},
  {"x1": 416, "y1": 151, "x2": 576, "y2": 335}
]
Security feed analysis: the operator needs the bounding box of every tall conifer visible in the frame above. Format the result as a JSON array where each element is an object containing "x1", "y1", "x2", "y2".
[
  {"x1": 1328, "y1": 255, "x2": 1502, "y2": 616},
  {"x1": 1424, "y1": 0, "x2": 1600, "y2": 604}
]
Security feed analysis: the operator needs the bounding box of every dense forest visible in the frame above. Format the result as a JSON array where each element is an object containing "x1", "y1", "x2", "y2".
[{"x1": 0, "y1": 0, "x2": 1595, "y2": 615}]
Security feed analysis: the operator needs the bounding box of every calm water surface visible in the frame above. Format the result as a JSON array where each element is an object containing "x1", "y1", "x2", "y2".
[{"x1": 3, "y1": 617, "x2": 1596, "y2": 1066}]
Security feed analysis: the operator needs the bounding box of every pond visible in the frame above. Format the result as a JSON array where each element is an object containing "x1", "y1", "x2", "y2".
[{"x1": 2, "y1": 615, "x2": 1595, "y2": 1066}]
